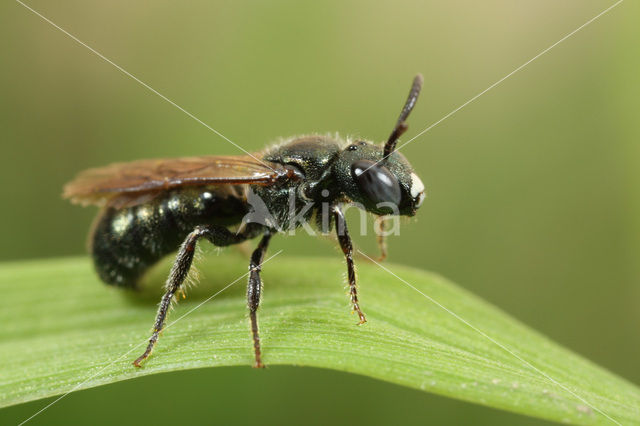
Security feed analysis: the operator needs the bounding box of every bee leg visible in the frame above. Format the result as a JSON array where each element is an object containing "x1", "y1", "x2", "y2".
[
  {"x1": 374, "y1": 216, "x2": 388, "y2": 262},
  {"x1": 333, "y1": 206, "x2": 367, "y2": 325},
  {"x1": 133, "y1": 225, "x2": 251, "y2": 368},
  {"x1": 356, "y1": 216, "x2": 388, "y2": 263},
  {"x1": 247, "y1": 231, "x2": 272, "y2": 368}
]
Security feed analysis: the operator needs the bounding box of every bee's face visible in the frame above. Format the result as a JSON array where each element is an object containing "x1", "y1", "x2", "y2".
[{"x1": 333, "y1": 141, "x2": 424, "y2": 216}]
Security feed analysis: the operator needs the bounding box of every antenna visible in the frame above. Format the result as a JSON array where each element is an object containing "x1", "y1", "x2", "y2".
[{"x1": 383, "y1": 74, "x2": 423, "y2": 161}]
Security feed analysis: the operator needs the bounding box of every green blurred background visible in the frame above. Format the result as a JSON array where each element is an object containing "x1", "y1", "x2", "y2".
[{"x1": 1, "y1": 0, "x2": 638, "y2": 424}]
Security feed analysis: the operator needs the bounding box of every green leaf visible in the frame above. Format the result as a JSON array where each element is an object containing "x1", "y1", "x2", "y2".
[{"x1": 1, "y1": 254, "x2": 638, "y2": 425}]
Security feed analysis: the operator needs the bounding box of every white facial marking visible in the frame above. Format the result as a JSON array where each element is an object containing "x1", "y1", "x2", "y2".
[{"x1": 410, "y1": 173, "x2": 425, "y2": 198}]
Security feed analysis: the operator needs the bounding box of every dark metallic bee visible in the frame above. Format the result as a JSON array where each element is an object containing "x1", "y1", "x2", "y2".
[{"x1": 63, "y1": 75, "x2": 426, "y2": 368}]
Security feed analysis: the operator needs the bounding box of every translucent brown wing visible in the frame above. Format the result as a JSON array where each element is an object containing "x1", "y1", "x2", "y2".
[{"x1": 63, "y1": 155, "x2": 284, "y2": 207}]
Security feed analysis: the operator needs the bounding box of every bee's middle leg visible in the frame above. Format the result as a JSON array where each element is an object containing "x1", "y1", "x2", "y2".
[{"x1": 247, "y1": 231, "x2": 271, "y2": 368}]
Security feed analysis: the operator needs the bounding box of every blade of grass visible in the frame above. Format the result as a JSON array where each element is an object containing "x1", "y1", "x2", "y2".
[{"x1": 0, "y1": 254, "x2": 638, "y2": 425}]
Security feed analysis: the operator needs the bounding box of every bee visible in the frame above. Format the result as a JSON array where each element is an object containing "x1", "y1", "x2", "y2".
[{"x1": 63, "y1": 75, "x2": 426, "y2": 368}]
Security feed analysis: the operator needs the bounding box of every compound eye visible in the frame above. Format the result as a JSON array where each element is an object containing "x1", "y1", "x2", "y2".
[{"x1": 350, "y1": 160, "x2": 401, "y2": 206}]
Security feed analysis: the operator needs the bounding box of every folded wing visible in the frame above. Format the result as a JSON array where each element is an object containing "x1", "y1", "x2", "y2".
[{"x1": 63, "y1": 155, "x2": 282, "y2": 207}]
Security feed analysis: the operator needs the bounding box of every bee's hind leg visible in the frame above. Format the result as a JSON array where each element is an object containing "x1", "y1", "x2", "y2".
[{"x1": 133, "y1": 225, "x2": 252, "y2": 367}]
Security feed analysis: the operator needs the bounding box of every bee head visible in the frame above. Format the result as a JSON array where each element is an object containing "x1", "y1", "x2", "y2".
[
  {"x1": 330, "y1": 74, "x2": 425, "y2": 216},
  {"x1": 331, "y1": 141, "x2": 424, "y2": 216}
]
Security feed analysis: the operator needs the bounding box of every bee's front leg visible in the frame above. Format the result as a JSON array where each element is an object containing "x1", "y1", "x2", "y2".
[
  {"x1": 332, "y1": 206, "x2": 367, "y2": 325},
  {"x1": 374, "y1": 216, "x2": 388, "y2": 262},
  {"x1": 354, "y1": 216, "x2": 388, "y2": 263}
]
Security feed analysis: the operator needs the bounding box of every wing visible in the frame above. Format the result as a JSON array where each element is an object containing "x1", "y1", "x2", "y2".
[{"x1": 63, "y1": 155, "x2": 284, "y2": 207}]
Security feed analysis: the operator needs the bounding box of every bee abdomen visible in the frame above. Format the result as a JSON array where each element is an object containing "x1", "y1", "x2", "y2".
[{"x1": 90, "y1": 187, "x2": 248, "y2": 288}]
